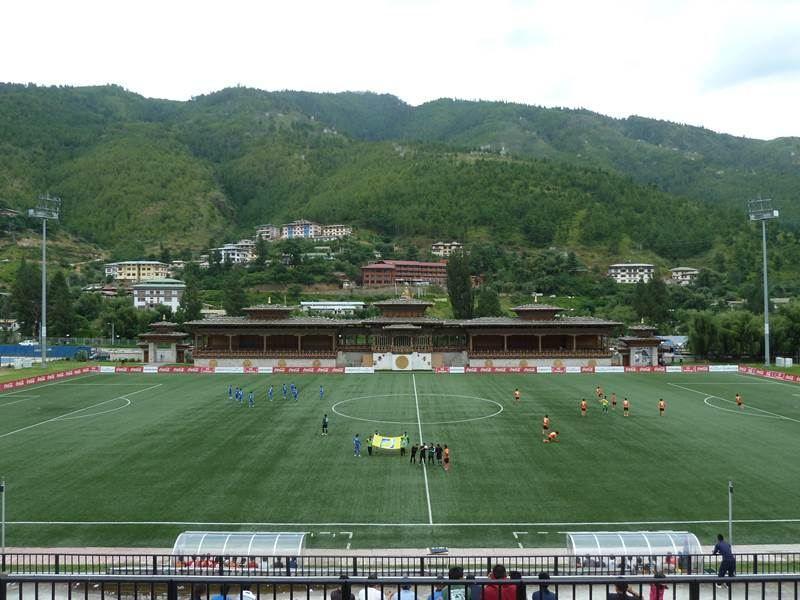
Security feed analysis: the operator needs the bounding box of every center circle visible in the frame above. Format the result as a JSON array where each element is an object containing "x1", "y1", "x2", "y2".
[{"x1": 331, "y1": 393, "x2": 503, "y2": 425}]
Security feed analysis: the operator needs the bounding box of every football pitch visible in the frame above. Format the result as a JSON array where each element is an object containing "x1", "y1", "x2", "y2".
[{"x1": 1, "y1": 371, "x2": 799, "y2": 550}]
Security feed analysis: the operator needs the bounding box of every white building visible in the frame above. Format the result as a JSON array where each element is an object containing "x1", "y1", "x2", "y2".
[
  {"x1": 282, "y1": 219, "x2": 323, "y2": 239},
  {"x1": 608, "y1": 263, "x2": 655, "y2": 284},
  {"x1": 320, "y1": 224, "x2": 353, "y2": 240},
  {"x1": 105, "y1": 261, "x2": 170, "y2": 283},
  {"x1": 670, "y1": 267, "x2": 700, "y2": 286},
  {"x1": 256, "y1": 224, "x2": 281, "y2": 241},
  {"x1": 132, "y1": 279, "x2": 186, "y2": 312},
  {"x1": 213, "y1": 239, "x2": 256, "y2": 264},
  {"x1": 431, "y1": 241, "x2": 463, "y2": 257},
  {"x1": 300, "y1": 301, "x2": 365, "y2": 315}
]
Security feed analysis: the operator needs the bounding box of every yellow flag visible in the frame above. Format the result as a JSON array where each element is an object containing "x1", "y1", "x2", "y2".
[{"x1": 371, "y1": 434, "x2": 403, "y2": 450}]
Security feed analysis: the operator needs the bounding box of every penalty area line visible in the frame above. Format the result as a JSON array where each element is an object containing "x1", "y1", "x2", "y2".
[
  {"x1": 412, "y1": 373, "x2": 434, "y2": 526},
  {"x1": 9, "y1": 518, "x2": 800, "y2": 527}
]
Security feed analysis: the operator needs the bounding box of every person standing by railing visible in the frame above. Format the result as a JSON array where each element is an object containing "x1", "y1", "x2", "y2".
[{"x1": 713, "y1": 534, "x2": 736, "y2": 587}]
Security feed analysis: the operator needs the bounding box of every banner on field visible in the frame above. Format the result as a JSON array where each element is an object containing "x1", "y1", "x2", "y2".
[
  {"x1": 272, "y1": 366, "x2": 345, "y2": 374},
  {"x1": 371, "y1": 434, "x2": 405, "y2": 450},
  {"x1": 465, "y1": 366, "x2": 538, "y2": 374}
]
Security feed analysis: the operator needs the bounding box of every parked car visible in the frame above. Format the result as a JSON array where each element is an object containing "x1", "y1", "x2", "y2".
[{"x1": 89, "y1": 350, "x2": 111, "y2": 361}]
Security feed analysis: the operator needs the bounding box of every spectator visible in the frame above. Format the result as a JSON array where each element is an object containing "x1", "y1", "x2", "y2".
[
  {"x1": 331, "y1": 575, "x2": 356, "y2": 600},
  {"x1": 483, "y1": 565, "x2": 516, "y2": 600},
  {"x1": 606, "y1": 583, "x2": 640, "y2": 599},
  {"x1": 509, "y1": 571, "x2": 525, "y2": 600},
  {"x1": 466, "y1": 574, "x2": 481, "y2": 600},
  {"x1": 397, "y1": 582, "x2": 417, "y2": 600},
  {"x1": 442, "y1": 566, "x2": 467, "y2": 600},
  {"x1": 426, "y1": 578, "x2": 445, "y2": 600},
  {"x1": 531, "y1": 572, "x2": 556, "y2": 600},
  {"x1": 358, "y1": 573, "x2": 390, "y2": 600},
  {"x1": 713, "y1": 534, "x2": 736, "y2": 586},
  {"x1": 648, "y1": 572, "x2": 667, "y2": 600}
]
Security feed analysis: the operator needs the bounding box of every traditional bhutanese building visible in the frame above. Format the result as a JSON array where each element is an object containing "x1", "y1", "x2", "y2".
[
  {"x1": 137, "y1": 321, "x2": 191, "y2": 364},
  {"x1": 615, "y1": 324, "x2": 662, "y2": 367},
  {"x1": 184, "y1": 300, "x2": 621, "y2": 370}
]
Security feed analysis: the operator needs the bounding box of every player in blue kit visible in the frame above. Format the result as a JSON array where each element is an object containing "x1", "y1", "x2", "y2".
[
  {"x1": 228, "y1": 384, "x2": 233, "y2": 400},
  {"x1": 267, "y1": 385, "x2": 274, "y2": 401},
  {"x1": 319, "y1": 385, "x2": 324, "y2": 400},
  {"x1": 282, "y1": 383, "x2": 288, "y2": 400},
  {"x1": 353, "y1": 434, "x2": 361, "y2": 457},
  {"x1": 290, "y1": 382, "x2": 298, "y2": 401},
  {"x1": 248, "y1": 391, "x2": 255, "y2": 408}
]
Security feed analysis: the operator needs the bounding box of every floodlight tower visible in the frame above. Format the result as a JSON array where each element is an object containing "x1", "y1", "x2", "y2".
[
  {"x1": 28, "y1": 194, "x2": 61, "y2": 365},
  {"x1": 747, "y1": 197, "x2": 779, "y2": 366}
]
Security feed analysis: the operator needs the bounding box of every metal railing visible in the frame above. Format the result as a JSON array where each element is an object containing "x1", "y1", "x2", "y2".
[
  {"x1": 2, "y1": 573, "x2": 800, "y2": 600},
  {"x1": 2, "y1": 552, "x2": 800, "y2": 577}
]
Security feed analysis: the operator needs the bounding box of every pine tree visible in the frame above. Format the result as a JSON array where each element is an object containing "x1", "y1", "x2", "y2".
[
  {"x1": 447, "y1": 252, "x2": 473, "y2": 319},
  {"x1": 178, "y1": 277, "x2": 203, "y2": 322},
  {"x1": 475, "y1": 287, "x2": 502, "y2": 317},
  {"x1": 10, "y1": 259, "x2": 42, "y2": 337},
  {"x1": 47, "y1": 270, "x2": 76, "y2": 337},
  {"x1": 223, "y1": 273, "x2": 247, "y2": 316}
]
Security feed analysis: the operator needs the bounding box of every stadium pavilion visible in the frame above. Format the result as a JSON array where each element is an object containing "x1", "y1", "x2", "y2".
[{"x1": 185, "y1": 299, "x2": 622, "y2": 369}]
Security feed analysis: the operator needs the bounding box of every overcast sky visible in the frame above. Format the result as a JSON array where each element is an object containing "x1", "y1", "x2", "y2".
[{"x1": 3, "y1": 0, "x2": 799, "y2": 140}]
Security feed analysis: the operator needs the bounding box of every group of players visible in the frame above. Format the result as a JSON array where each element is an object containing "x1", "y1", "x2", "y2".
[
  {"x1": 527, "y1": 384, "x2": 746, "y2": 444},
  {"x1": 227, "y1": 382, "x2": 327, "y2": 405}
]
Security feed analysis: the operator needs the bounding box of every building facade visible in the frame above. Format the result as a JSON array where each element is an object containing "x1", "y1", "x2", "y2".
[
  {"x1": 282, "y1": 220, "x2": 323, "y2": 239},
  {"x1": 608, "y1": 263, "x2": 655, "y2": 284},
  {"x1": 132, "y1": 278, "x2": 186, "y2": 312},
  {"x1": 214, "y1": 240, "x2": 256, "y2": 264},
  {"x1": 255, "y1": 224, "x2": 281, "y2": 241},
  {"x1": 431, "y1": 241, "x2": 463, "y2": 257},
  {"x1": 670, "y1": 267, "x2": 699, "y2": 286},
  {"x1": 185, "y1": 301, "x2": 620, "y2": 369},
  {"x1": 320, "y1": 224, "x2": 353, "y2": 240},
  {"x1": 361, "y1": 260, "x2": 448, "y2": 287},
  {"x1": 105, "y1": 261, "x2": 170, "y2": 283}
]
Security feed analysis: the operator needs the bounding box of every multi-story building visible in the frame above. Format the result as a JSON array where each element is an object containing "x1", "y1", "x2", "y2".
[
  {"x1": 105, "y1": 261, "x2": 170, "y2": 283},
  {"x1": 282, "y1": 219, "x2": 323, "y2": 239},
  {"x1": 431, "y1": 241, "x2": 463, "y2": 257},
  {"x1": 607, "y1": 263, "x2": 655, "y2": 284},
  {"x1": 256, "y1": 224, "x2": 281, "y2": 241},
  {"x1": 132, "y1": 278, "x2": 186, "y2": 312},
  {"x1": 213, "y1": 240, "x2": 256, "y2": 264},
  {"x1": 320, "y1": 224, "x2": 353, "y2": 240},
  {"x1": 670, "y1": 267, "x2": 700, "y2": 286},
  {"x1": 361, "y1": 259, "x2": 448, "y2": 287}
]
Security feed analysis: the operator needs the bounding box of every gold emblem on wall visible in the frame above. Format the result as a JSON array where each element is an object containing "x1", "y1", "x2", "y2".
[
  {"x1": 395, "y1": 355, "x2": 410, "y2": 369},
  {"x1": 554, "y1": 359, "x2": 565, "y2": 368},
  {"x1": 209, "y1": 359, "x2": 218, "y2": 369},
  {"x1": 485, "y1": 359, "x2": 494, "y2": 367},
  {"x1": 312, "y1": 359, "x2": 321, "y2": 367},
  {"x1": 520, "y1": 359, "x2": 528, "y2": 367},
  {"x1": 362, "y1": 355, "x2": 374, "y2": 367},
  {"x1": 278, "y1": 359, "x2": 287, "y2": 367},
  {"x1": 588, "y1": 359, "x2": 597, "y2": 367},
  {"x1": 243, "y1": 359, "x2": 252, "y2": 368}
]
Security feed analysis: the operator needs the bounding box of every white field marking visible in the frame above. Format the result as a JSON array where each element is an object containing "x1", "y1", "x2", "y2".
[
  {"x1": 56, "y1": 383, "x2": 162, "y2": 386},
  {"x1": 412, "y1": 374, "x2": 434, "y2": 526},
  {"x1": 736, "y1": 373, "x2": 800, "y2": 388},
  {"x1": 703, "y1": 397, "x2": 782, "y2": 419},
  {"x1": 537, "y1": 531, "x2": 549, "y2": 535},
  {"x1": 512, "y1": 531, "x2": 528, "y2": 549},
  {"x1": 0, "y1": 395, "x2": 41, "y2": 408},
  {"x1": 331, "y1": 393, "x2": 503, "y2": 426},
  {"x1": 9, "y1": 517, "x2": 800, "y2": 527},
  {"x1": 668, "y1": 382, "x2": 800, "y2": 424},
  {"x1": 0, "y1": 383, "x2": 163, "y2": 439},
  {"x1": 0, "y1": 373, "x2": 99, "y2": 400},
  {"x1": 56, "y1": 397, "x2": 131, "y2": 420},
  {"x1": 341, "y1": 531, "x2": 353, "y2": 550}
]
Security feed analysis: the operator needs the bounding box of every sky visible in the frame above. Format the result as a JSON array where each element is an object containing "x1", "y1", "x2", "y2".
[{"x1": 2, "y1": 0, "x2": 799, "y2": 140}]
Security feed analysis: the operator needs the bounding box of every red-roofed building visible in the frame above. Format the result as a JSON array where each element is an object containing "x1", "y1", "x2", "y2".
[{"x1": 361, "y1": 259, "x2": 448, "y2": 287}]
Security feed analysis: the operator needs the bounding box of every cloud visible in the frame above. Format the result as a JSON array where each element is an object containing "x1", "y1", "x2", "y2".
[{"x1": 706, "y1": 32, "x2": 800, "y2": 89}]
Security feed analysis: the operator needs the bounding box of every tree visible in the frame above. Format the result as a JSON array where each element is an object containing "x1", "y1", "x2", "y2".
[
  {"x1": 474, "y1": 287, "x2": 502, "y2": 317},
  {"x1": 10, "y1": 259, "x2": 42, "y2": 337},
  {"x1": 47, "y1": 270, "x2": 76, "y2": 337},
  {"x1": 254, "y1": 237, "x2": 269, "y2": 267},
  {"x1": 447, "y1": 252, "x2": 473, "y2": 319},
  {"x1": 223, "y1": 272, "x2": 247, "y2": 316},
  {"x1": 688, "y1": 311, "x2": 718, "y2": 358},
  {"x1": 177, "y1": 277, "x2": 203, "y2": 322}
]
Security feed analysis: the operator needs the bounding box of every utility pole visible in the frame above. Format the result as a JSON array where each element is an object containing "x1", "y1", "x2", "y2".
[
  {"x1": 728, "y1": 480, "x2": 734, "y2": 544},
  {"x1": 1, "y1": 478, "x2": 6, "y2": 558},
  {"x1": 748, "y1": 198, "x2": 779, "y2": 366},
  {"x1": 28, "y1": 194, "x2": 61, "y2": 366}
]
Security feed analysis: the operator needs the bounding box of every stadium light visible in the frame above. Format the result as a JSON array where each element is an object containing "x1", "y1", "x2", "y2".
[
  {"x1": 28, "y1": 193, "x2": 61, "y2": 366},
  {"x1": 747, "y1": 198, "x2": 778, "y2": 367}
]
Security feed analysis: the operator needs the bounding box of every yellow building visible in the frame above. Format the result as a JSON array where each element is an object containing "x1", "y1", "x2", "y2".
[{"x1": 105, "y1": 261, "x2": 170, "y2": 283}]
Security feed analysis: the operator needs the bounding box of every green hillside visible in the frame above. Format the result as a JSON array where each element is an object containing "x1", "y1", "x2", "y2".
[{"x1": 0, "y1": 83, "x2": 796, "y2": 263}]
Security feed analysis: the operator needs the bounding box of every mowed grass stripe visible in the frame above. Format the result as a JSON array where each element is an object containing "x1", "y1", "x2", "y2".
[{"x1": 1, "y1": 372, "x2": 799, "y2": 548}]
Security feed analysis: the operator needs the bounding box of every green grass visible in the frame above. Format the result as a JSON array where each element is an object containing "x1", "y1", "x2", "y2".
[{"x1": 1, "y1": 371, "x2": 799, "y2": 549}]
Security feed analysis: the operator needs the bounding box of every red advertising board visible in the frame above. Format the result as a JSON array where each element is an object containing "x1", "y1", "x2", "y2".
[
  {"x1": 465, "y1": 366, "x2": 538, "y2": 373},
  {"x1": 115, "y1": 366, "x2": 144, "y2": 373},
  {"x1": 551, "y1": 366, "x2": 566, "y2": 374},
  {"x1": 272, "y1": 367, "x2": 345, "y2": 374},
  {"x1": 681, "y1": 365, "x2": 709, "y2": 373},
  {"x1": 434, "y1": 367, "x2": 450, "y2": 374},
  {"x1": 580, "y1": 366, "x2": 595, "y2": 373},
  {"x1": 0, "y1": 365, "x2": 98, "y2": 391}
]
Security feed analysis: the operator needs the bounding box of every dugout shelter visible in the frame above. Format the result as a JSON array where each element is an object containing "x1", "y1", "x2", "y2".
[
  {"x1": 172, "y1": 531, "x2": 306, "y2": 567},
  {"x1": 566, "y1": 531, "x2": 702, "y2": 573}
]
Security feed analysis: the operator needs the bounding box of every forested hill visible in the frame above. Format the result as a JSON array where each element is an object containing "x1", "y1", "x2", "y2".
[{"x1": 0, "y1": 83, "x2": 791, "y2": 260}]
